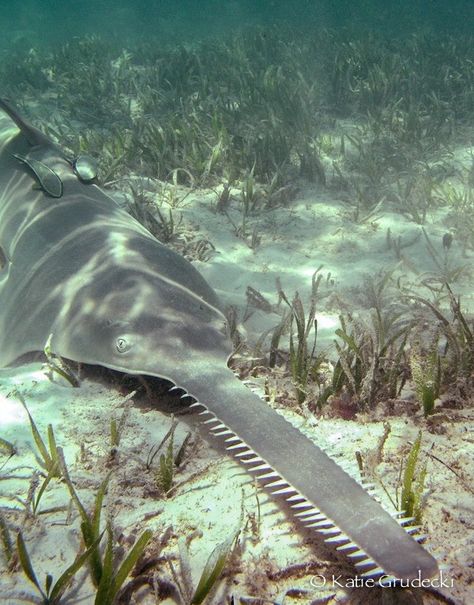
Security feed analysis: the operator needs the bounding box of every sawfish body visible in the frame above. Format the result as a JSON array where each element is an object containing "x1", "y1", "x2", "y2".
[{"x1": 0, "y1": 100, "x2": 438, "y2": 582}]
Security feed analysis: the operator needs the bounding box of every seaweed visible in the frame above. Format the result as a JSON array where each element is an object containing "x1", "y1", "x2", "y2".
[
  {"x1": 276, "y1": 271, "x2": 329, "y2": 406},
  {"x1": 14, "y1": 392, "x2": 62, "y2": 480},
  {"x1": 17, "y1": 530, "x2": 102, "y2": 605},
  {"x1": 409, "y1": 344, "x2": 441, "y2": 417},
  {"x1": 406, "y1": 282, "x2": 474, "y2": 384},
  {"x1": 332, "y1": 305, "x2": 412, "y2": 410},
  {"x1": 168, "y1": 528, "x2": 240, "y2": 605},
  {"x1": 58, "y1": 448, "x2": 110, "y2": 587},
  {"x1": 0, "y1": 513, "x2": 13, "y2": 565},
  {"x1": 399, "y1": 432, "x2": 428, "y2": 526},
  {"x1": 43, "y1": 334, "x2": 80, "y2": 388},
  {"x1": 3, "y1": 26, "x2": 474, "y2": 226},
  {"x1": 146, "y1": 420, "x2": 192, "y2": 497},
  {"x1": 93, "y1": 523, "x2": 152, "y2": 605}
]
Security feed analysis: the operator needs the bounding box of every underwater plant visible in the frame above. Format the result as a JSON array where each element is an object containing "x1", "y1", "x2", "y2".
[
  {"x1": 409, "y1": 344, "x2": 441, "y2": 418},
  {"x1": 43, "y1": 334, "x2": 80, "y2": 387},
  {"x1": 58, "y1": 449, "x2": 110, "y2": 588},
  {"x1": 0, "y1": 436, "x2": 16, "y2": 469},
  {"x1": 0, "y1": 513, "x2": 13, "y2": 566},
  {"x1": 92, "y1": 523, "x2": 152, "y2": 605},
  {"x1": 1, "y1": 392, "x2": 154, "y2": 603},
  {"x1": 156, "y1": 431, "x2": 175, "y2": 495},
  {"x1": 332, "y1": 306, "x2": 412, "y2": 410},
  {"x1": 168, "y1": 528, "x2": 240, "y2": 605},
  {"x1": 436, "y1": 175, "x2": 474, "y2": 253},
  {"x1": 146, "y1": 421, "x2": 192, "y2": 496},
  {"x1": 255, "y1": 270, "x2": 334, "y2": 408},
  {"x1": 58, "y1": 447, "x2": 153, "y2": 602},
  {"x1": 17, "y1": 530, "x2": 102, "y2": 605},
  {"x1": 2, "y1": 24, "x2": 474, "y2": 220},
  {"x1": 277, "y1": 274, "x2": 324, "y2": 406},
  {"x1": 399, "y1": 432, "x2": 428, "y2": 526},
  {"x1": 14, "y1": 392, "x2": 62, "y2": 480},
  {"x1": 407, "y1": 281, "x2": 474, "y2": 384}
]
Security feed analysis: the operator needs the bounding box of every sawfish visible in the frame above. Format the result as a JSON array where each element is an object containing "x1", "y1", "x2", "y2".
[{"x1": 0, "y1": 99, "x2": 438, "y2": 583}]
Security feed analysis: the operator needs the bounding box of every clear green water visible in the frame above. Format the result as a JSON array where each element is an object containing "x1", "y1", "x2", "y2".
[{"x1": 1, "y1": 0, "x2": 473, "y2": 48}]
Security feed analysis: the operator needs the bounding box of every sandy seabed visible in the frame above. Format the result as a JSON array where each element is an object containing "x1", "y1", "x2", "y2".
[{"x1": 1, "y1": 171, "x2": 473, "y2": 604}]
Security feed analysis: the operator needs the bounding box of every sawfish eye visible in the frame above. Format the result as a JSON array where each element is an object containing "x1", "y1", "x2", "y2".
[{"x1": 115, "y1": 336, "x2": 131, "y2": 353}]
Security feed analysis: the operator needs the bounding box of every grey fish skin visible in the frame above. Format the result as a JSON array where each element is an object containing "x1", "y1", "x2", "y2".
[{"x1": 0, "y1": 100, "x2": 439, "y2": 583}]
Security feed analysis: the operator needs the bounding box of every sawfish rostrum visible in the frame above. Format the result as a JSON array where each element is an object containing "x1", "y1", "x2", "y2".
[{"x1": 0, "y1": 99, "x2": 438, "y2": 583}]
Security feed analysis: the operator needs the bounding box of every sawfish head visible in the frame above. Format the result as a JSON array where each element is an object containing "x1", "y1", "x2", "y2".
[
  {"x1": 50, "y1": 261, "x2": 233, "y2": 384},
  {"x1": 0, "y1": 97, "x2": 232, "y2": 381}
]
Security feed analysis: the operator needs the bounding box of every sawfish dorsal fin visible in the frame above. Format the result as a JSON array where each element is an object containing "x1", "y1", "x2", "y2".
[
  {"x1": 0, "y1": 98, "x2": 54, "y2": 149},
  {"x1": 0, "y1": 98, "x2": 64, "y2": 197}
]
